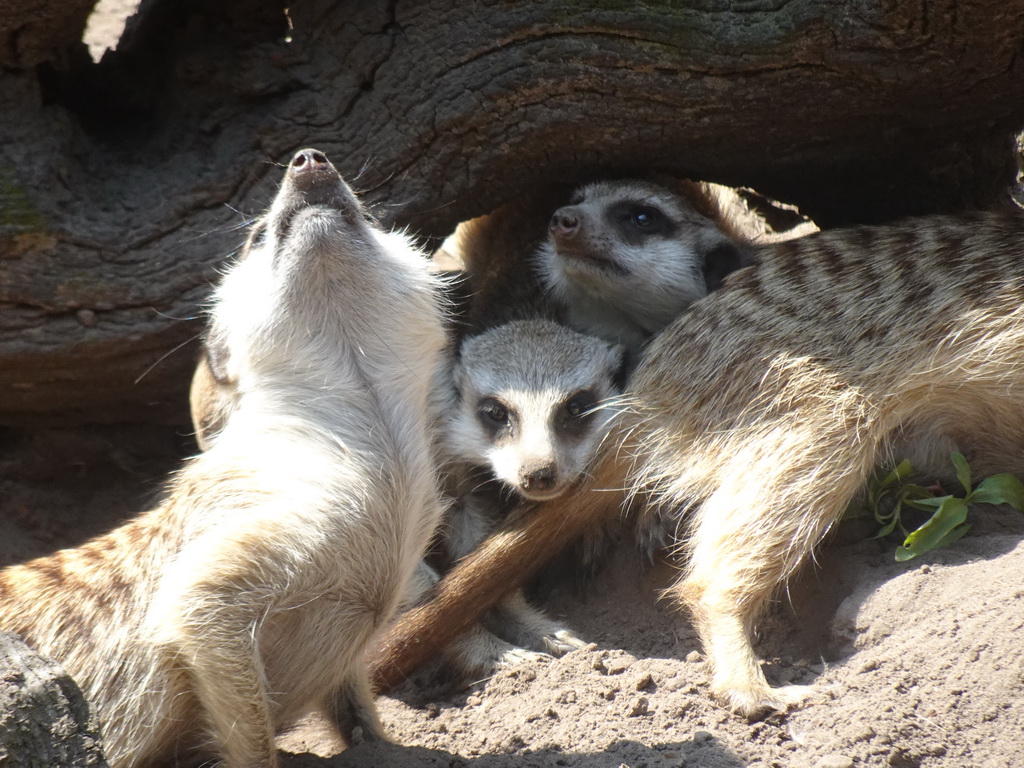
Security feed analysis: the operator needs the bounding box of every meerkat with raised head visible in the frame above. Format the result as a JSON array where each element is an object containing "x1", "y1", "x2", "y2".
[
  {"x1": 185, "y1": 185, "x2": 618, "y2": 683},
  {"x1": 535, "y1": 178, "x2": 816, "y2": 356},
  {"x1": 0, "y1": 149, "x2": 448, "y2": 768},
  {"x1": 374, "y1": 208, "x2": 1024, "y2": 719}
]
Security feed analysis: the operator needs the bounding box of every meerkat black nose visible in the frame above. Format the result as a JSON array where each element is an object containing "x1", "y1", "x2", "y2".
[
  {"x1": 291, "y1": 149, "x2": 330, "y2": 171},
  {"x1": 521, "y1": 466, "x2": 557, "y2": 493},
  {"x1": 285, "y1": 148, "x2": 347, "y2": 199},
  {"x1": 549, "y1": 209, "x2": 580, "y2": 239}
]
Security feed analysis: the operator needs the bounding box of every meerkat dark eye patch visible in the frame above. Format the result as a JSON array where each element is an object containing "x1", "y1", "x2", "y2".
[
  {"x1": 477, "y1": 397, "x2": 513, "y2": 438},
  {"x1": 564, "y1": 390, "x2": 598, "y2": 419},
  {"x1": 558, "y1": 390, "x2": 599, "y2": 436},
  {"x1": 608, "y1": 202, "x2": 676, "y2": 245}
]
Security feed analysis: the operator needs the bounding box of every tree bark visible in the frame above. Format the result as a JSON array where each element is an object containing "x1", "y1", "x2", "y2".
[
  {"x1": 2, "y1": 0, "x2": 1024, "y2": 426},
  {"x1": 0, "y1": 632, "x2": 109, "y2": 767}
]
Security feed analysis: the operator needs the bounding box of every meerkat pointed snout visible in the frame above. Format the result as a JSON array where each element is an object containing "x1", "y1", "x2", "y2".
[
  {"x1": 292, "y1": 147, "x2": 327, "y2": 169},
  {"x1": 0, "y1": 148, "x2": 449, "y2": 768},
  {"x1": 520, "y1": 462, "x2": 558, "y2": 495},
  {"x1": 284, "y1": 150, "x2": 348, "y2": 209},
  {"x1": 537, "y1": 180, "x2": 754, "y2": 355},
  {"x1": 549, "y1": 207, "x2": 581, "y2": 240}
]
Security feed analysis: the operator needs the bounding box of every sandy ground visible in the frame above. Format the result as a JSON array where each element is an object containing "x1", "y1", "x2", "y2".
[
  {"x1": 279, "y1": 514, "x2": 1024, "y2": 768},
  {"x1": 2, "y1": 425, "x2": 1022, "y2": 768}
]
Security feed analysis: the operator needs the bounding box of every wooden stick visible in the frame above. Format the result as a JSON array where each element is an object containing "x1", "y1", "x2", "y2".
[{"x1": 370, "y1": 453, "x2": 628, "y2": 693}]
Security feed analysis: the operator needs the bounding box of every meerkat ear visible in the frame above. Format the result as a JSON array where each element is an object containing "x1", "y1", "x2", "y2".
[
  {"x1": 203, "y1": 326, "x2": 233, "y2": 385},
  {"x1": 451, "y1": 357, "x2": 468, "y2": 399},
  {"x1": 701, "y1": 239, "x2": 751, "y2": 292},
  {"x1": 607, "y1": 342, "x2": 630, "y2": 391}
]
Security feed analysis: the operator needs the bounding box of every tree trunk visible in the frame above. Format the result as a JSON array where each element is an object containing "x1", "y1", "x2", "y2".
[
  {"x1": 1, "y1": 0, "x2": 1023, "y2": 426},
  {"x1": 0, "y1": 632, "x2": 109, "y2": 767}
]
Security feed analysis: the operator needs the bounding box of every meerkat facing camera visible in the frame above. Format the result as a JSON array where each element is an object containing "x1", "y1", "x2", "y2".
[
  {"x1": 421, "y1": 191, "x2": 627, "y2": 679},
  {"x1": 536, "y1": 178, "x2": 816, "y2": 356},
  {"x1": 431, "y1": 318, "x2": 623, "y2": 676},
  {"x1": 0, "y1": 150, "x2": 448, "y2": 767},
  {"x1": 448, "y1": 319, "x2": 623, "y2": 506}
]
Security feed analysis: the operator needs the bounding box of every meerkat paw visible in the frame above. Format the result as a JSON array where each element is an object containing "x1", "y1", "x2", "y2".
[
  {"x1": 540, "y1": 628, "x2": 590, "y2": 657},
  {"x1": 717, "y1": 682, "x2": 816, "y2": 720},
  {"x1": 443, "y1": 625, "x2": 551, "y2": 682},
  {"x1": 496, "y1": 646, "x2": 553, "y2": 668}
]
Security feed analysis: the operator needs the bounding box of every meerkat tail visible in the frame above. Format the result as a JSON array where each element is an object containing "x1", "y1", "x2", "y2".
[{"x1": 369, "y1": 447, "x2": 629, "y2": 693}]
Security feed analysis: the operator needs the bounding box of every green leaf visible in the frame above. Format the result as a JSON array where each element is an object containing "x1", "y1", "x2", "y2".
[
  {"x1": 864, "y1": 459, "x2": 916, "y2": 512},
  {"x1": 895, "y1": 496, "x2": 969, "y2": 561},
  {"x1": 971, "y1": 474, "x2": 1024, "y2": 511},
  {"x1": 951, "y1": 452, "x2": 972, "y2": 495},
  {"x1": 900, "y1": 484, "x2": 938, "y2": 499},
  {"x1": 883, "y1": 459, "x2": 916, "y2": 487},
  {"x1": 894, "y1": 546, "x2": 916, "y2": 562},
  {"x1": 904, "y1": 495, "x2": 950, "y2": 511},
  {"x1": 873, "y1": 507, "x2": 897, "y2": 524},
  {"x1": 873, "y1": 515, "x2": 901, "y2": 539},
  {"x1": 934, "y1": 523, "x2": 971, "y2": 549}
]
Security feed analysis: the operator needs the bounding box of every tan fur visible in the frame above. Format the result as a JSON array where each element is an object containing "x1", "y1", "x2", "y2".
[
  {"x1": 188, "y1": 349, "x2": 233, "y2": 452},
  {"x1": 0, "y1": 150, "x2": 448, "y2": 767},
  {"x1": 669, "y1": 178, "x2": 819, "y2": 246},
  {"x1": 377, "y1": 209, "x2": 1024, "y2": 719},
  {"x1": 609, "y1": 209, "x2": 1024, "y2": 716}
]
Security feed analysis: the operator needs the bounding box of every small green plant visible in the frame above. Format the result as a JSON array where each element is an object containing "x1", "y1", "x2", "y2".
[{"x1": 855, "y1": 452, "x2": 1024, "y2": 561}]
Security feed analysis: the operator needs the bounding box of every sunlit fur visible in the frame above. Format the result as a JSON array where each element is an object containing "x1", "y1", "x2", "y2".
[
  {"x1": 528, "y1": 210, "x2": 1024, "y2": 718},
  {"x1": 0, "y1": 151, "x2": 448, "y2": 767}
]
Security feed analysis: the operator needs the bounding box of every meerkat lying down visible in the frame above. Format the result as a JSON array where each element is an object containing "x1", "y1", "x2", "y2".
[
  {"x1": 535, "y1": 178, "x2": 816, "y2": 356},
  {"x1": 373, "y1": 208, "x2": 1024, "y2": 719},
  {"x1": 433, "y1": 317, "x2": 623, "y2": 678},
  {"x1": 0, "y1": 150, "x2": 448, "y2": 767}
]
